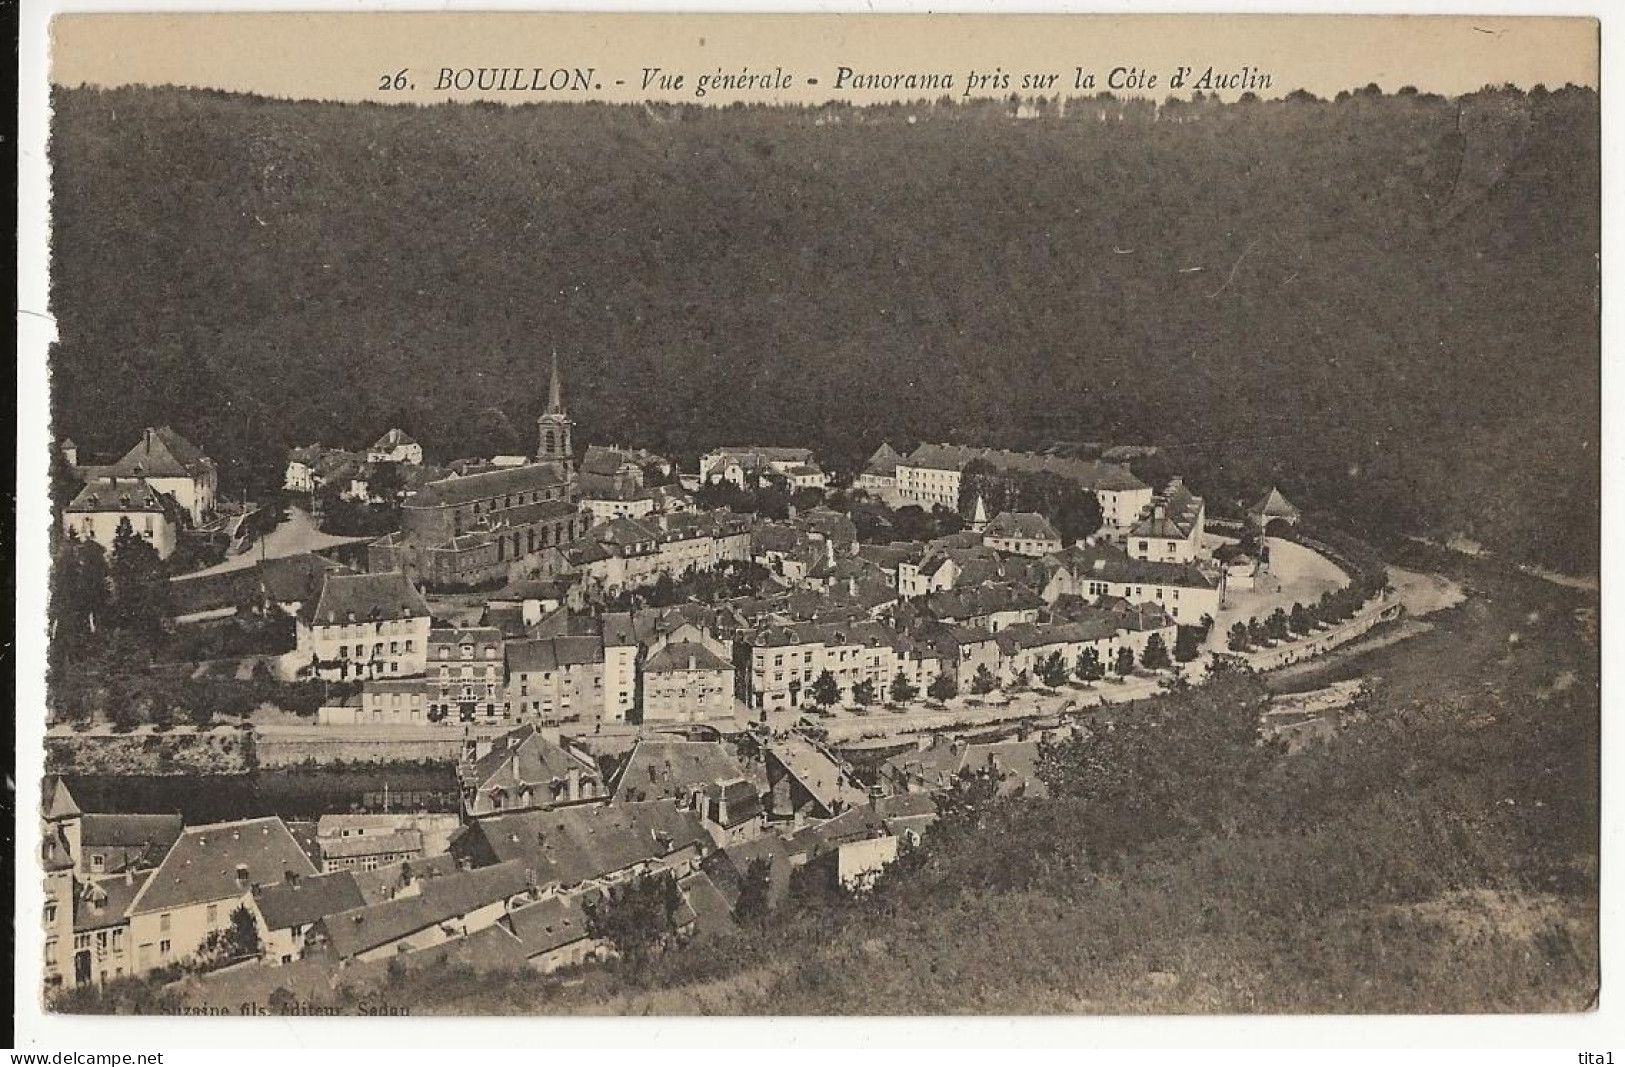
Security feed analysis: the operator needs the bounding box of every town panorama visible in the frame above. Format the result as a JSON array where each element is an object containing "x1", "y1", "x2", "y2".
[{"x1": 38, "y1": 81, "x2": 1599, "y2": 1017}]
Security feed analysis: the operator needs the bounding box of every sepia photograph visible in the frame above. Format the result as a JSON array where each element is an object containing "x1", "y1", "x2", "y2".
[{"x1": 16, "y1": 4, "x2": 1606, "y2": 1042}]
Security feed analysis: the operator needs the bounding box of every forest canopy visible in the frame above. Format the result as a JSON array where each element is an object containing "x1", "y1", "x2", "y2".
[{"x1": 47, "y1": 85, "x2": 1599, "y2": 571}]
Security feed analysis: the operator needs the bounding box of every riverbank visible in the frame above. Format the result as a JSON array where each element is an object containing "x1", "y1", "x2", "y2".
[{"x1": 45, "y1": 726, "x2": 253, "y2": 776}]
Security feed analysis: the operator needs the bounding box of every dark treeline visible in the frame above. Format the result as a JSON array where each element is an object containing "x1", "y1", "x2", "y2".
[{"x1": 49, "y1": 85, "x2": 1598, "y2": 569}]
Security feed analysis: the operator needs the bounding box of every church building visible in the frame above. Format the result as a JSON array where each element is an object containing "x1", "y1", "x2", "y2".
[{"x1": 368, "y1": 353, "x2": 590, "y2": 590}]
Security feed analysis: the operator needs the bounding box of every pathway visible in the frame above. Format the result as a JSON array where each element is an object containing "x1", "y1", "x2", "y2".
[{"x1": 183, "y1": 506, "x2": 373, "y2": 578}]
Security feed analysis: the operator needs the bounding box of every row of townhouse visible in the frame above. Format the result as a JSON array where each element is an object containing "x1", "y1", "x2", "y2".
[
  {"x1": 267, "y1": 738, "x2": 917, "y2": 973},
  {"x1": 326, "y1": 603, "x2": 741, "y2": 729},
  {"x1": 860, "y1": 441, "x2": 1216, "y2": 565},
  {"x1": 737, "y1": 590, "x2": 1181, "y2": 711},
  {"x1": 883, "y1": 531, "x2": 1224, "y2": 627},
  {"x1": 565, "y1": 511, "x2": 755, "y2": 597}
]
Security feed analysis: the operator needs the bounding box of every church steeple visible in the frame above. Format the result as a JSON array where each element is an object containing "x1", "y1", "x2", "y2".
[
  {"x1": 970, "y1": 493, "x2": 990, "y2": 533},
  {"x1": 546, "y1": 349, "x2": 566, "y2": 416},
  {"x1": 537, "y1": 349, "x2": 575, "y2": 472}
]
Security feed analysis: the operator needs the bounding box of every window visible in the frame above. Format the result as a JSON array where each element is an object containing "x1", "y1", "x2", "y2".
[
  {"x1": 112, "y1": 929, "x2": 124, "y2": 953},
  {"x1": 44, "y1": 901, "x2": 56, "y2": 925},
  {"x1": 405, "y1": 640, "x2": 415, "y2": 653},
  {"x1": 91, "y1": 854, "x2": 104, "y2": 872},
  {"x1": 160, "y1": 939, "x2": 172, "y2": 957},
  {"x1": 206, "y1": 904, "x2": 218, "y2": 926},
  {"x1": 390, "y1": 641, "x2": 399, "y2": 655},
  {"x1": 160, "y1": 913, "x2": 171, "y2": 933},
  {"x1": 338, "y1": 645, "x2": 348, "y2": 658}
]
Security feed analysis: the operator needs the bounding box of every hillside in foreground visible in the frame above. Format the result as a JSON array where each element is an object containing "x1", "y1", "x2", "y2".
[
  {"x1": 401, "y1": 553, "x2": 1605, "y2": 1013},
  {"x1": 48, "y1": 86, "x2": 1598, "y2": 571}
]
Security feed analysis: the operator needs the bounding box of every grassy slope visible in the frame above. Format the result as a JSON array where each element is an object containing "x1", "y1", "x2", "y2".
[{"x1": 577, "y1": 552, "x2": 1597, "y2": 1014}]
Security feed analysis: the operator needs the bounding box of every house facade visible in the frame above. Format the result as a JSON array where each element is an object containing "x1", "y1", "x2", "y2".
[
  {"x1": 295, "y1": 572, "x2": 432, "y2": 682},
  {"x1": 63, "y1": 478, "x2": 184, "y2": 560},
  {"x1": 124, "y1": 817, "x2": 317, "y2": 976},
  {"x1": 1037, "y1": 544, "x2": 1222, "y2": 625},
  {"x1": 982, "y1": 511, "x2": 1063, "y2": 557},
  {"x1": 504, "y1": 636, "x2": 609, "y2": 727},
  {"x1": 427, "y1": 626, "x2": 506, "y2": 722},
  {"x1": 367, "y1": 428, "x2": 424, "y2": 466},
  {"x1": 641, "y1": 641, "x2": 736, "y2": 722},
  {"x1": 1127, "y1": 477, "x2": 1206, "y2": 564}
]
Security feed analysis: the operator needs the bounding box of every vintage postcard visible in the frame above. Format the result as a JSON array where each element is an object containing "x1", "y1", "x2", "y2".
[{"x1": 16, "y1": 3, "x2": 1604, "y2": 1044}]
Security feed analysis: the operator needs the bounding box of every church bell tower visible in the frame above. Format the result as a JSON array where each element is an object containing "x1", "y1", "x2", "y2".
[{"x1": 536, "y1": 349, "x2": 575, "y2": 473}]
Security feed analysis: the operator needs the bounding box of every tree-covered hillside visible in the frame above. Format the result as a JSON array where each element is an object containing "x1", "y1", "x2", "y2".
[{"x1": 47, "y1": 86, "x2": 1598, "y2": 569}]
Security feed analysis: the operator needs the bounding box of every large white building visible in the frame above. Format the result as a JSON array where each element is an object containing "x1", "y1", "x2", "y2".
[
  {"x1": 1127, "y1": 476, "x2": 1206, "y2": 564},
  {"x1": 1033, "y1": 543, "x2": 1222, "y2": 625},
  {"x1": 78, "y1": 426, "x2": 218, "y2": 526},
  {"x1": 894, "y1": 444, "x2": 1152, "y2": 531},
  {"x1": 295, "y1": 572, "x2": 432, "y2": 682}
]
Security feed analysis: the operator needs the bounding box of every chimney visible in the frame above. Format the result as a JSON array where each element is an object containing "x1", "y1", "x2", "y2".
[
  {"x1": 285, "y1": 869, "x2": 302, "y2": 889},
  {"x1": 715, "y1": 787, "x2": 729, "y2": 827},
  {"x1": 567, "y1": 765, "x2": 582, "y2": 801},
  {"x1": 124, "y1": 868, "x2": 135, "y2": 887}
]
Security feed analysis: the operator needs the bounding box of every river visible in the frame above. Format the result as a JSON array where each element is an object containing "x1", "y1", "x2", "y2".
[{"x1": 62, "y1": 765, "x2": 461, "y2": 822}]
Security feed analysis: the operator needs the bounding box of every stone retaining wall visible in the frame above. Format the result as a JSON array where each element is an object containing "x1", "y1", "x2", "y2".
[{"x1": 255, "y1": 736, "x2": 462, "y2": 767}]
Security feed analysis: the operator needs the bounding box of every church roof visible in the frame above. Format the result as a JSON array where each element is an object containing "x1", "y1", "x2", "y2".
[{"x1": 404, "y1": 462, "x2": 569, "y2": 509}]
